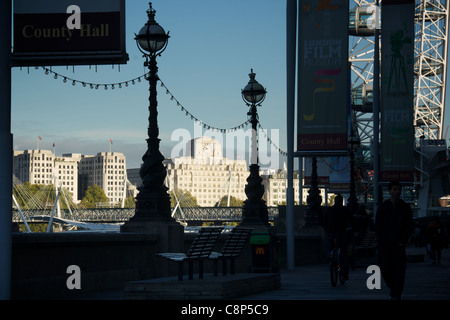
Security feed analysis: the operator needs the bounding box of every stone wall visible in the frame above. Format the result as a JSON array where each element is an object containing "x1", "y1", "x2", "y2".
[
  {"x1": 11, "y1": 228, "x2": 325, "y2": 299},
  {"x1": 11, "y1": 232, "x2": 159, "y2": 299}
]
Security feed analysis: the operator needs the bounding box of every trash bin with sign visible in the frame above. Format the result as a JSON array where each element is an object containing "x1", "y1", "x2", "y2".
[{"x1": 250, "y1": 232, "x2": 279, "y2": 273}]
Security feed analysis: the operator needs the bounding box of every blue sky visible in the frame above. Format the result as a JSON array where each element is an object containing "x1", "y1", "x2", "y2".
[
  {"x1": 11, "y1": 0, "x2": 450, "y2": 169},
  {"x1": 11, "y1": 0, "x2": 287, "y2": 169}
]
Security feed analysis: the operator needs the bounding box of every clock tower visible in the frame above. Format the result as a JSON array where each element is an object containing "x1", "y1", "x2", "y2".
[{"x1": 188, "y1": 137, "x2": 222, "y2": 164}]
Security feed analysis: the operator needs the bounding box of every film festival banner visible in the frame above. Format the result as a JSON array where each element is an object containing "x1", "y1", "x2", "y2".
[
  {"x1": 12, "y1": 0, "x2": 128, "y2": 66},
  {"x1": 380, "y1": 0, "x2": 415, "y2": 182},
  {"x1": 297, "y1": 0, "x2": 349, "y2": 154}
]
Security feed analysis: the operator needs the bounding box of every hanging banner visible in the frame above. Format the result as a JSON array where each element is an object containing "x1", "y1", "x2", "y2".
[
  {"x1": 297, "y1": 0, "x2": 349, "y2": 154},
  {"x1": 380, "y1": 0, "x2": 415, "y2": 182},
  {"x1": 304, "y1": 156, "x2": 350, "y2": 190},
  {"x1": 11, "y1": 0, "x2": 128, "y2": 66}
]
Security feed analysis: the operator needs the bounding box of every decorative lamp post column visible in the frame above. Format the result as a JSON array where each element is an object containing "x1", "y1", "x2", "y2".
[
  {"x1": 304, "y1": 156, "x2": 322, "y2": 226},
  {"x1": 347, "y1": 129, "x2": 360, "y2": 215},
  {"x1": 240, "y1": 69, "x2": 269, "y2": 226},
  {"x1": 122, "y1": 3, "x2": 172, "y2": 228}
]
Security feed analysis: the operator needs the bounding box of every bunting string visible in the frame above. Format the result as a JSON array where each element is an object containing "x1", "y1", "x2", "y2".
[
  {"x1": 158, "y1": 78, "x2": 252, "y2": 133},
  {"x1": 39, "y1": 66, "x2": 145, "y2": 90},
  {"x1": 257, "y1": 119, "x2": 287, "y2": 157},
  {"x1": 317, "y1": 157, "x2": 351, "y2": 172},
  {"x1": 30, "y1": 66, "x2": 287, "y2": 156}
]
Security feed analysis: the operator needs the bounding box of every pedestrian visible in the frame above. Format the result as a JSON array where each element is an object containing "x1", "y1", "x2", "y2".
[
  {"x1": 413, "y1": 224, "x2": 422, "y2": 247},
  {"x1": 323, "y1": 194, "x2": 352, "y2": 280},
  {"x1": 426, "y1": 217, "x2": 445, "y2": 264},
  {"x1": 375, "y1": 181, "x2": 413, "y2": 300}
]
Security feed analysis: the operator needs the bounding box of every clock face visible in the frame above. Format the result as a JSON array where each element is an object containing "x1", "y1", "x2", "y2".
[
  {"x1": 202, "y1": 142, "x2": 214, "y2": 157},
  {"x1": 195, "y1": 138, "x2": 222, "y2": 162}
]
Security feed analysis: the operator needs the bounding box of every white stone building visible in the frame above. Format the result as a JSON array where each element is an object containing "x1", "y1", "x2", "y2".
[
  {"x1": 14, "y1": 150, "x2": 128, "y2": 205},
  {"x1": 78, "y1": 152, "x2": 127, "y2": 205},
  {"x1": 13, "y1": 149, "x2": 79, "y2": 202},
  {"x1": 261, "y1": 170, "x2": 332, "y2": 206},
  {"x1": 165, "y1": 137, "x2": 248, "y2": 207}
]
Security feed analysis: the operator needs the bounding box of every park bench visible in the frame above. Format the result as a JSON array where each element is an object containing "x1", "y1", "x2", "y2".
[
  {"x1": 157, "y1": 226, "x2": 224, "y2": 281},
  {"x1": 209, "y1": 227, "x2": 253, "y2": 276}
]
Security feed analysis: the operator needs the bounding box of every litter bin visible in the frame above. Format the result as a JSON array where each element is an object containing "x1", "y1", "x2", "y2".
[{"x1": 250, "y1": 232, "x2": 279, "y2": 273}]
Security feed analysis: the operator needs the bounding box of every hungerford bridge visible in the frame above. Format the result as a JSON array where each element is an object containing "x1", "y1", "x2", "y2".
[
  {"x1": 11, "y1": 174, "x2": 279, "y2": 230},
  {"x1": 11, "y1": 207, "x2": 280, "y2": 231}
]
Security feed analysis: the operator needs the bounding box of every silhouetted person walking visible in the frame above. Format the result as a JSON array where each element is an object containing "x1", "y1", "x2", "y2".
[
  {"x1": 426, "y1": 217, "x2": 445, "y2": 264},
  {"x1": 323, "y1": 194, "x2": 352, "y2": 280},
  {"x1": 375, "y1": 181, "x2": 413, "y2": 300}
]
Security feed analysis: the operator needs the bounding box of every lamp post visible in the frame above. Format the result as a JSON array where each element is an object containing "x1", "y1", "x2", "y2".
[
  {"x1": 304, "y1": 156, "x2": 322, "y2": 226},
  {"x1": 122, "y1": 3, "x2": 172, "y2": 228},
  {"x1": 347, "y1": 129, "x2": 360, "y2": 215},
  {"x1": 240, "y1": 69, "x2": 269, "y2": 227}
]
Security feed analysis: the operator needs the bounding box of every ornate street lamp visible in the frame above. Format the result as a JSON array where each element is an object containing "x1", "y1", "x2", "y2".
[
  {"x1": 240, "y1": 69, "x2": 269, "y2": 226},
  {"x1": 122, "y1": 3, "x2": 172, "y2": 228},
  {"x1": 135, "y1": 3, "x2": 169, "y2": 56}
]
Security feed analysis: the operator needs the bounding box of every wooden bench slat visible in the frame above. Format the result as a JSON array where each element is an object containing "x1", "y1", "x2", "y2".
[
  {"x1": 209, "y1": 227, "x2": 253, "y2": 276},
  {"x1": 156, "y1": 227, "x2": 224, "y2": 281}
]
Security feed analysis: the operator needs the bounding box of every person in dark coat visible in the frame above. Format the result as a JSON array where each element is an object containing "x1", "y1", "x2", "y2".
[
  {"x1": 426, "y1": 217, "x2": 445, "y2": 264},
  {"x1": 375, "y1": 181, "x2": 413, "y2": 300},
  {"x1": 323, "y1": 194, "x2": 352, "y2": 279}
]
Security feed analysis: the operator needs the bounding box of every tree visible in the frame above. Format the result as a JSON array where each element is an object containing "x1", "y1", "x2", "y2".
[
  {"x1": 13, "y1": 182, "x2": 75, "y2": 210},
  {"x1": 81, "y1": 185, "x2": 109, "y2": 208},
  {"x1": 328, "y1": 194, "x2": 336, "y2": 206},
  {"x1": 170, "y1": 188, "x2": 198, "y2": 207},
  {"x1": 123, "y1": 195, "x2": 136, "y2": 208},
  {"x1": 215, "y1": 195, "x2": 244, "y2": 207}
]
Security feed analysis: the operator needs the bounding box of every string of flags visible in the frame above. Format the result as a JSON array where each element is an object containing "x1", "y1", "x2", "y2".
[
  {"x1": 257, "y1": 120, "x2": 287, "y2": 157},
  {"x1": 158, "y1": 78, "x2": 252, "y2": 134},
  {"x1": 32, "y1": 66, "x2": 287, "y2": 156},
  {"x1": 38, "y1": 66, "x2": 144, "y2": 89}
]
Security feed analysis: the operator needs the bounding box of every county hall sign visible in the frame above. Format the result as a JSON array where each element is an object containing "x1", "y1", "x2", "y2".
[{"x1": 11, "y1": 0, "x2": 128, "y2": 66}]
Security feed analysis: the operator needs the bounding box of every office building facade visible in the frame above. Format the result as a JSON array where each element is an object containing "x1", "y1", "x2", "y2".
[{"x1": 14, "y1": 150, "x2": 127, "y2": 205}]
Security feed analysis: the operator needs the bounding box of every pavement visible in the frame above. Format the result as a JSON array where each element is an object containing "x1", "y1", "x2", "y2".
[
  {"x1": 237, "y1": 246, "x2": 450, "y2": 300},
  {"x1": 73, "y1": 245, "x2": 450, "y2": 301}
]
